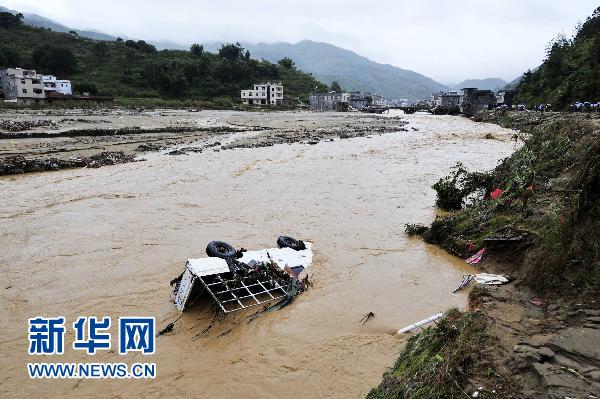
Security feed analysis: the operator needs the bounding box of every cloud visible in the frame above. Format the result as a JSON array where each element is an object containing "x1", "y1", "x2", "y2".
[{"x1": 2, "y1": 0, "x2": 597, "y2": 83}]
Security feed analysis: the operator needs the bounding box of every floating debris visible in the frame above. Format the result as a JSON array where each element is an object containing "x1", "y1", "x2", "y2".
[{"x1": 172, "y1": 237, "x2": 313, "y2": 314}]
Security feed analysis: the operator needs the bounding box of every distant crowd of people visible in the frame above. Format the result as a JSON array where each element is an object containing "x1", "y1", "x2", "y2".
[
  {"x1": 494, "y1": 102, "x2": 600, "y2": 113},
  {"x1": 569, "y1": 102, "x2": 600, "y2": 112}
]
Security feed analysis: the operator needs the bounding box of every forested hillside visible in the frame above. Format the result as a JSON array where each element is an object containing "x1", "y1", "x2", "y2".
[
  {"x1": 0, "y1": 13, "x2": 327, "y2": 104},
  {"x1": 517, "y1": 6, "x2": 600, "y2": 108}
]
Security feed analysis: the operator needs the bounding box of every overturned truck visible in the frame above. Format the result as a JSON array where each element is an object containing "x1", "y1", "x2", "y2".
[{"x1": 171, "y1": 236, "x2": 312, "y2": 313}]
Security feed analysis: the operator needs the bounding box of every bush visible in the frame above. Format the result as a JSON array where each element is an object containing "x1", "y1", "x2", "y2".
[{"x1": 405, "y1": 223, "x2": 428, "y2": 236}]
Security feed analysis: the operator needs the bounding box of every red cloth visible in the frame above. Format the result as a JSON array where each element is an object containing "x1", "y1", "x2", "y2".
[{"x1": 490, "y1": 188, "x2": 503, "y2": 199}]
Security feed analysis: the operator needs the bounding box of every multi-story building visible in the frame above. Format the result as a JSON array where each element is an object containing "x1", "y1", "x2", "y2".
[
  {"x1": 241, "y1": 82, "x2": 283, "y2": 105},
  {"x1": 309, "y1": 91, "x2": 350, "y2": 111},
  {"x1": 1, "y1": 68, "x2": 45, "y2": 104},
  {"x1": 42, "y1": 75, "x2": 72, "y2": 96},
  {"x1": 348, "y1": 91, "x2": 370, "y2": 110},
  {"x1": 431, "y1": 91, "x2": 461, "y2": 107},
  {"x1": 460, "y1": 88, "x2": 495, "y2": 116}
]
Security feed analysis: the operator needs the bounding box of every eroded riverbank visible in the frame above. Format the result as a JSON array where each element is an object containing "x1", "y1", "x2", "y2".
[{"x1": 0, "y1": 110, "x2": 518, "y2": 398}]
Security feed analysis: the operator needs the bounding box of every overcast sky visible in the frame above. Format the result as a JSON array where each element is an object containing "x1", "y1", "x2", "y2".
[{"x1": 2, "y1": 0, "x2": 597, "y2": 83}]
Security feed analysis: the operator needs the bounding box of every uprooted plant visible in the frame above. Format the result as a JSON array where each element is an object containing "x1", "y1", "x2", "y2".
[{"x1": 431, "y1": 163, "x2": 494, "y2": 210}]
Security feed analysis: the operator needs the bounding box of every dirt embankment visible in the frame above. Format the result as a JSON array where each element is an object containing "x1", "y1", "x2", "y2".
[
  {"x1": 0, "y1": 109, "x2": 409, "y2": 176},
  {"x1": 370, "y1": 111, "x2": 600, "y2": 399}
]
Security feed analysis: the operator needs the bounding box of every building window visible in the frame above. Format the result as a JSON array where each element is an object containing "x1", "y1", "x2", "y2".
[
  {"x1": 21, "y1": 79, "x2": 25, "y2": 84},
  {"x1": 22, "y1": 89, "x2": 27, "y2": 93},
  {"x1": 33, "y1": 89, "x2": 42, "y2": 94}
]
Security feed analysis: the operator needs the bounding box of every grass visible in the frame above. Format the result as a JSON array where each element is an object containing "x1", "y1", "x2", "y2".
[{"x1": 367, "y1": 309, "x2": 487, "y2": 399}]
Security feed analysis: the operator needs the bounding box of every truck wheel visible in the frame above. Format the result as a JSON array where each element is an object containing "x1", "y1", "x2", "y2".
[
  {"x1": 206, "y1": 241, "x2": 237, "y2": 259},
  {"x1": 277, "y1": 236, "x2": 306, "y2": 250}
]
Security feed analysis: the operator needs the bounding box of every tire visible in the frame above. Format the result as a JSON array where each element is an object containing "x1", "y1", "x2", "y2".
[
  {"x1": 206, "y1": 241, "x2": 237, "y2": 259},
  {"x1": 277, "y1": 236, "x2": 306, "y2": 251}
]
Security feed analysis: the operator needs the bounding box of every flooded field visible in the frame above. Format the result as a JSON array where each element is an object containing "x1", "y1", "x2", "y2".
[{"x1": 0, "y1": 110, "x2": 518, "y2": 398}]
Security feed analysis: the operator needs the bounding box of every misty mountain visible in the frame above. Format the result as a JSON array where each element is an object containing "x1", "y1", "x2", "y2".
[
  {"x1": 207, "y1": 40, "x2": 448, "y2": 99},
  {"x1": 451, "y1": 78, "x2": 508, "y2": 91},
  {"x1": 3, "y1": 5, "x2": 449, "y2": 99},
  {"x1": 0, "y1": 5, "x2": 116, "y2": 41}
]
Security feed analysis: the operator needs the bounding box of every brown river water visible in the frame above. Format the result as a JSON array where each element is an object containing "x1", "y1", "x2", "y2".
[{"x1": 0, "y1": 111, "x2": 518, "y2": 398}]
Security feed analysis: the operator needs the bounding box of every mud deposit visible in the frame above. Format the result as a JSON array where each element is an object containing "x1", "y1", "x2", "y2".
[{"x1": 0, "y1": 110, "x2": 518, "y2": 398}]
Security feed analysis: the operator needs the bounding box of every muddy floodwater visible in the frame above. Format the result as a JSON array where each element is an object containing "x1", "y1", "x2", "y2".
[{"x1": 0, "y1": 110, "x2": 518, "y2": 398}]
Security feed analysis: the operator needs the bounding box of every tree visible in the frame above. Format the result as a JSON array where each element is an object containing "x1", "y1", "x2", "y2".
[
  {"x1": 115, "y1": 37, "x2": 124, "y2": 44},
  {"x1": 278, "y1": 57, "x2": 295, "y2": 69},
  {"x1": 190, "y1": 43, "x2": 204, "y2": 57},
  {"x1": 124, "y1": 39, "x2": 156, "y2": 53},
  {"x1": 68, "y1": 30, "x2": 79, "y2": 37},
  {"x1": 0, "y1": 12, "x2": 24, "y2": 28},
  {"x1": 31, "y1": 46, "x2": 77, "y2": 74},
  {"x1": 330, "y1": 81, "x2": 342, "y2": 92},
  {"x1": 218, "y1": 43, "x2": 244, "y2": 61}
]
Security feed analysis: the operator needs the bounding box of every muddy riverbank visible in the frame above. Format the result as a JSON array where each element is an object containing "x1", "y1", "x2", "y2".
[
  {"x1": 0, "y1": 110, "x2": 518, "y2": 398},
  {"x1": 0, "y1": 108, "x2": 409, "y2": 175},
  {"x1": 370, "y1": 111, "x2": 600, "y2": 399}
]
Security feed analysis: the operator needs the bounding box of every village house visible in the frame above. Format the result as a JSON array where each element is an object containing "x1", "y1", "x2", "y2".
[
  {"x1": 348, "y1": 91, "x2": 370, "y2": 110},
  {"x1": 431, "y1": 90, "x2": 461, "y2": 107},
  {"x1": 0, "y1": 68, "x2": 45, "y2": 105},
  {"x1": 42, "y1": 75, "x2": 72, "y2": 96},
  {"x1": 309, "y1": 91, "x2": 350, "y2": 111},
  {"x1": 241, "y1": 82, "x2": 283, "y2": 105},
  {"x1": 460, "y1": 87, "x2": 496, "y2": 116}
]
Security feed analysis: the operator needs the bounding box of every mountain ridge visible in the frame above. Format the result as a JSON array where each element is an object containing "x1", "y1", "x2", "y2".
[
  {"x1": 2, "y1": 6, "x2": 517, "y2": 100},
  {"x1": 207, "y1": 40, "x2": 448, "y2": 99},
  {"x1": 0, "y1": 5, "x2": 116, "y2": 41}
]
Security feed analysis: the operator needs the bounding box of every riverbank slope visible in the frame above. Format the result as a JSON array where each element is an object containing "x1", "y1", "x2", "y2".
[{"x1": 369, "y1": 111, "x2": 600, "y2": 398}]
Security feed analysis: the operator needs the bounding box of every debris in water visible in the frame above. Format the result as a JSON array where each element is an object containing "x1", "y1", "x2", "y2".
[
  {"x1": 397, "y1": 312, "x2": 444, "y2": 334},
  {"x1": 157, "y1": 323, "x2": 174, "y2": 336},
  {"x1": 172, "y1": 237, "x2": 313, "y2": 314},
  {"x1": 360, "y1": 312, "x2": 375, "y2": 324}
]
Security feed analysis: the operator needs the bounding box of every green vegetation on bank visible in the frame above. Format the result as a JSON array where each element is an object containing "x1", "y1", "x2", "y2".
[
  {"x1": 424, "y1": 112, "x2": 599, "y2": 296},
  {"x1": 367, "y1": 309, "x2": 487, "y2": 399},
  {"x1": 516, "y1": 6, "x2": 600, "y2": 108},
  {"x1": 386, "y1": 112, "x2": 599, "y2": 399},
  {"x1": 0, "y1": 14, "x2": 327, "y2": 103}
]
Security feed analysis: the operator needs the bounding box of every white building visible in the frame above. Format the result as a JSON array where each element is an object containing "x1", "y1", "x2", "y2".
[
  {"x1": 42, "y1": 75, "x2": 72, "y2": 96},
  {"x1": 1, "y1": 68, "x2": 45, "y2": 104},
  {"x1": 241, "y1": 82, "x2": 283, "y2": 105}
]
